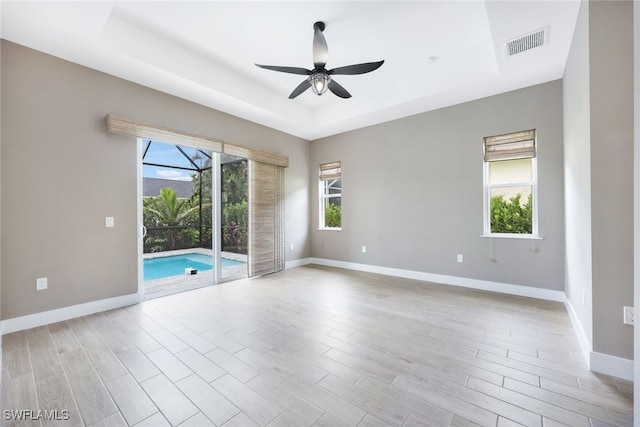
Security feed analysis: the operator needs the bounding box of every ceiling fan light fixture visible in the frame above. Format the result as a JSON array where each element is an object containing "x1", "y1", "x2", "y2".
[
  {"x1": 309, "y1": 72, "x2": 331, "y2": 95},
  {"x1": 255, "y1": 20, "x2": 383, "y2": 99}
]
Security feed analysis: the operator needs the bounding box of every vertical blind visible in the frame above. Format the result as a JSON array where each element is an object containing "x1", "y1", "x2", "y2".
[
  {"x1": 483, "y1": 129, "x2": 536, "y2": 161},
  {"x1": 248, "y1": 160, "x2": 285, "y2": 277}
]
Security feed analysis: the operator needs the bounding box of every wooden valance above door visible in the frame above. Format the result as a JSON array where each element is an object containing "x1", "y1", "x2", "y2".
[{"x1": 105, "y1": 114, "x2": 289, "y2": 167}]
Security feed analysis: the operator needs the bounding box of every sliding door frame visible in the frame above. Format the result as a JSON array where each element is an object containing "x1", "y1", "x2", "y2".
[
  {"x1": 137, "y1": 140, "x2": 222, "y2": 300},
  {"x1": 137, "y1": 139, "x2": 144, "y2": 298}
]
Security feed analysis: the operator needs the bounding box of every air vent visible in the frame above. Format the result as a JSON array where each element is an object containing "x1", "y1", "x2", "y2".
[{"x1": 504, "y1": 27, "x2": 549, "y2": 56}]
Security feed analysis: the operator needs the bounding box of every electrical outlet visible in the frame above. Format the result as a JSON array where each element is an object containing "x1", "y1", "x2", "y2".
[
  {"x1": 36, "y1": 277, "x2": 48, "y2": 291},
  {"x1": 105, "y1": 216, "x2": 115, "y2": 228},
  {"x1": 457, "y1": 254, "x2": 463, "y2": 263},
  {"x1": 362, "y1": 246, "x2": 367, "y2": 254},
  {"x1": 623, "y1": 306, "x2": 635, "y2": 325},
  {"x1": 290, "y1": 243, "x2": 294, "y2": 251}
]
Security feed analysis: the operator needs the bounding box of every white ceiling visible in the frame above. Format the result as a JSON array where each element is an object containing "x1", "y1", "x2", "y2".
[{"x1": 0, "y1": 1, "x2": 580, "y2": 141}]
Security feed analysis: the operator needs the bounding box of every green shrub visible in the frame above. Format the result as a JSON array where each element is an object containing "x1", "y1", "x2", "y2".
[
  {"x1": 144, "y1": 235, "x2": 167, "y2": 253},
  {"x1": 325, "y1": 203, "x2": 342, "y2": 228},
  {"x1": 225, "y1": 200, "x2": 248, "y2": 228},
  {"x1": 490, "y1": 193, "x2": 532, "y2": 234},
  {"x1": 223, "y1": 201, "x2": 248, "y2": 253}
]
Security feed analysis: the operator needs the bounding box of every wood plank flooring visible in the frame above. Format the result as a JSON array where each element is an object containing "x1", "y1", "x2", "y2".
[{"x1": 1, "y1": 265, "x2": 633, "y2": 426}]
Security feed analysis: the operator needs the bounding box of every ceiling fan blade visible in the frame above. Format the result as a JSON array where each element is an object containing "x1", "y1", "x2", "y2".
[
  {"x1": 313, "y1": 21, "x2": 328, "y2": 69},
  {"x1": 328, "y1": 79, "x2": 351, "y2": 99},
  {"x1": 289, "y1": 79, "x2": 312, "y2": 99},
  {"x1": 255, "y1": 64, "x2": 311, "y2": 75},
  {"x1": 328, "y1": 60, "x2": 385, "y2": 75}
]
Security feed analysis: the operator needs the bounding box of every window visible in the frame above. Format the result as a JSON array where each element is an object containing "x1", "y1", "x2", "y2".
[
  {"x1": 319, "y1": 161, "x2": 342, "y2": 229},
  {"x1": 483, "y1": 129, "x2": 537, "y2": 237}
]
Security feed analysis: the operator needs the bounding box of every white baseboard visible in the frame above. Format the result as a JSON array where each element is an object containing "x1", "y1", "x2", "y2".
[
  {"x1": 564, "y1": 298, "x2": 592, "y2": 366},
  {"x1": 1, "y1": 293, "x2": 140, "y2": 335},
  {"x1": 285, "y1": 257, "x2": 312, "y2": 269},
  {"x1": 308, "y1": 257, "x2": 565, "y2": 302},
  {"x1": 564, "y1": 298, "x2": 634, "y2": 381},
  {"x1": 590, "y1": 351, "x2": 634, "y2": 381}
]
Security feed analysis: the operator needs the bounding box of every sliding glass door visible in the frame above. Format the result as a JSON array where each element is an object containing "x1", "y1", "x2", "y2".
[
  {"x1": 220, "y1": 155, "x2": 248, "y2": 280},
  {"x1": 138, "y1": 140, "x2": 247, "y2": 299}
]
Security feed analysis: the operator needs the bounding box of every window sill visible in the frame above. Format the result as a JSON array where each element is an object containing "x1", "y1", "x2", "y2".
[
  {"x1": 319, "y1": 227, "x2": 342, "y2": 231},
  {"x1": 481, "y1": 234, "x2": 542, "y2": 240}
]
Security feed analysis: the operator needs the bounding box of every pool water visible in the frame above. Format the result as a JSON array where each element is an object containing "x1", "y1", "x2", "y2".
[{"x1": 143, "y1": 253, "x2": 245, "y2": 281}]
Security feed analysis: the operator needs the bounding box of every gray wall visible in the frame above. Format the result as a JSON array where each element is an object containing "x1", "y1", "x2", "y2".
[
  {"x1": 589, "y1": 0, "x2": 634, "y2": 359},
  {"x1": 634, "y1": 0, "x2": 640, "y2": 409},
  {"x1": 1, "y1": 41, "x2": 310, "y2": 320},
  {"x1": 563, "y1": 0, "x2": 593, "y2": 348},
  {"x1": 563, "y1": 0, "x2": 634, "y2": 361},
  {"x1": 310, "y1": 81, "x2": 565, "y2": 291},
  {"x1": 0, "y1": 37, "x2": 2, "y2": 330}
]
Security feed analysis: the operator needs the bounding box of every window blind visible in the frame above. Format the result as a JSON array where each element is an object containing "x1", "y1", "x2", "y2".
[
  {"x1": 248, "y1": 160, "x2": 285, "y2": 277},
  {"x1": 484, "y1": 129, "x2": 536, "y2": 162},
  {"x1": 319, "y1": 161, "x2": 341, "y2": 180}
]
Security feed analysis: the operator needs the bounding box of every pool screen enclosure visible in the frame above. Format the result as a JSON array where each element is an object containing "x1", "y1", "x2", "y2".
[{"x1": 142, "y1": 140, "x2": 213, "y2": 250}]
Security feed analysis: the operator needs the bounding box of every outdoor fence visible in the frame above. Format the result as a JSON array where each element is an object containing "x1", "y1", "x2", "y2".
[{"x1": 143, "y1": 225, "x2": 247, "y2": 254}]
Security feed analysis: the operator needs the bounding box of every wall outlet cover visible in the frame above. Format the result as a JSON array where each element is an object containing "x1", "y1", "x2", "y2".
[
  {"x1": 36, "y1": 277, "x2": 48, "y2": 291},
  {"x1": 623, "y1": 306, "x2": 634, "y2": 325}
]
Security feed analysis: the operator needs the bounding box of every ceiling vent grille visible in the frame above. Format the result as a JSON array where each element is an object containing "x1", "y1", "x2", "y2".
[{"x1": 504, "y1": 27, "x2": 549, "y2": 56}]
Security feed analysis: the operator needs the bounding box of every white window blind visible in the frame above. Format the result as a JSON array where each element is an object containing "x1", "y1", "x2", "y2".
[
  {"x1": 484, "y1": 129, "x2": 536, "y2": 162},
  {"x1": 319, "y1": 161, "x2": 341, "y2": 181}
]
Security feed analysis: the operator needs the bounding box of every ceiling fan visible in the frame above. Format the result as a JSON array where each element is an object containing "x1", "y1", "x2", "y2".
[{"x1": 255, "y1": 21, "x2": 384, "y2": 99}]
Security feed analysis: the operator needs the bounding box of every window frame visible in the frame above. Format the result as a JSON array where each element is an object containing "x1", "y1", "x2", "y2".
[
  {"x1": 482, "y1": 131, "x2": 540, "y2": 239},
  {"x1": 319, "y1": 162, "x2": 342, "y2": 231}
]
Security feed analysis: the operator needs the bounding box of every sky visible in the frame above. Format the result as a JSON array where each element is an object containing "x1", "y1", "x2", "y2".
[
  {"x1": 143, "y1": 165, "x2": 193, "y2": 181},
  {"x1": 142, "y1": 140, "x2": 208, "y2": 181}
]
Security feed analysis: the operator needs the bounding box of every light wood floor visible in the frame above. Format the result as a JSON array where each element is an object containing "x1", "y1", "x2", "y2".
[{"x1": 1, "y1": 265, "x2": 633, "y2": 426}]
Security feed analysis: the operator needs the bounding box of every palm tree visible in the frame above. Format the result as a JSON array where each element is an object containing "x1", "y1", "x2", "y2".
[{"x1": 146, "y1": 187, "x2": 198, "y2": 249}]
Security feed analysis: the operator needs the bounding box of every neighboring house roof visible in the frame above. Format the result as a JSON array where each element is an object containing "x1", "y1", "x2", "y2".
[{"x1": 143, "y1": 178, "x2": 194, "y2": 199}]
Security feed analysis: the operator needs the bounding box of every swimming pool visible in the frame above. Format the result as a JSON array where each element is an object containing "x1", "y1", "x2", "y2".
[{"x1": 143, "y1": 253, "x2": 245, "y2": 281}]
